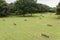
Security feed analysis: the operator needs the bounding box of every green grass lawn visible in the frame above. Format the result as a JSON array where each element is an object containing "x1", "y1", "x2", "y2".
[{"x1": 0, "y1": 13, "x2": 60, "y2": 40}]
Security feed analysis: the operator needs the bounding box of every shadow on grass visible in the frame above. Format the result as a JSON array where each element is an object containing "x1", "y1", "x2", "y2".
[
  {"x1": 19, "y1": 16, "x2": 39, "y2": 17},
  {"x1": 53, "y1": 16, "x2": 60, "y2": 20},
  {"x1": 0, "y1": 16, "x2": 9, "y2": 18},
  {"x1": 55, "y1": 17, "x2": 60, "y2": 19},
  {"x1": 16, "y1": 15, "x2": 39, "y2": 17},
  {"x1": 0, "y1": 14, "x2": 40, "y2": 18}
]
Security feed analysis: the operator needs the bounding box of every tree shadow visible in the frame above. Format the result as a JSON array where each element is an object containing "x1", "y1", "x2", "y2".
[
  {"x1": 19, "y1": 16, "x2": 38, "y2": 17},
  {"x1": 53, "y1": 16, "x2": 60, "y2": 20},
  {"x1": 17, "y1": 15, "x2": 39, "y2": 17}
]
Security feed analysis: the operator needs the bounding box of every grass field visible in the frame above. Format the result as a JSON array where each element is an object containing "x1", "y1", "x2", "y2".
[{"x1": 0, "y1": 13, "x2": 60, "y2": 40}]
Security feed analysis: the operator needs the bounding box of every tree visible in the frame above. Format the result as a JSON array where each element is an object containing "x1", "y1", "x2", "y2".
[
  {"x1": 49, "y1": 7, "x2": 56, "y2": 13},
  {"x1": 0, "y1": 0, "x2": 8, "y2": 17},
  {"x1": 14, "y1": 0, "x2": 24, "y2": 15},
  {"x1": 37, "y1": 4, "x2": 51, "y2": 13},
  {"x1": 56, "y1": 2, "x2": 60, "y2": 15},
  {"x1": 7, "y1": 3, "x2": 16, "y2": 15},
  {"x1": 15, "y1": 0, "x2": 37, "y2": 16}
]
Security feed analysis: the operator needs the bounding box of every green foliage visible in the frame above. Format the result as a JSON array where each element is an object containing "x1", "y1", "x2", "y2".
[
  {"x1": 14, "y1": 0, "x2": 37, "y2": 16},
  {"x1": 0, "y1": 0, "x2": 8, "y2": 17},
  {"x1": 56, "y1": 2, "x2": 60, "y2": 15},
  {"x1": 56, "y1": 7, "x2": 60, "y2": 15},
  {"x1": 7, "y1": 3, "x2": 16, "y2": 15},
  {"x1": 37, "y1": 4, "x2": 51, "y2": 13},
  {"x1": 49, "y1": 7, "x2": 56, "y2": 13},
  {"x1": 0, "y1": 0, "x2": 53, "y2": 17}
]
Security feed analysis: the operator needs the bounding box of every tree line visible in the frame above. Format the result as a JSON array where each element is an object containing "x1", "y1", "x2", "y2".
[{"x1": 0, "y1": 0, "x2": 59, "y2": 17}]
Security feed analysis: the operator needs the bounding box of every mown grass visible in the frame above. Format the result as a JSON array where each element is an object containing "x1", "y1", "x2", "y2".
[{"x1": 0, "y1": 13, "x2": 60, "y2": 40}]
